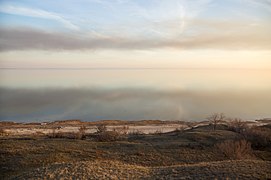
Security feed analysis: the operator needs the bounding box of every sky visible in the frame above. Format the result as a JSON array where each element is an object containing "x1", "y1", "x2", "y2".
[
  {"x1": 0, "y1": 0, "x2": 271, "y2": 121},
  {"x1": 0, "y1": 0, "x2": 271, "y2": 69}
]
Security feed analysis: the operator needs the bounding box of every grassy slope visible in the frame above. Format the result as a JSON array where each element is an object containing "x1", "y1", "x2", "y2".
[{"x1": 1, "y1": 126, "x2": 271, "y2": 179}]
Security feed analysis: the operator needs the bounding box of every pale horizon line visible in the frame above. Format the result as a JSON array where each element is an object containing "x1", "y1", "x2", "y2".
[{"x1": 1, "y1": 67, "x2": 270, "y2": 70}]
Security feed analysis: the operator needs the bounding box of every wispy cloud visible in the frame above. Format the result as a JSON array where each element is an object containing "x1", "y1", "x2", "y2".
[
  {"x1": 247, "y1": 0, "x2": 271, "y2": 7},
  {"x1": 77, "y1": 0, "x2": 213, "y2": 38},
  {"x1": 0, "y1": 1, "x2": 270, "y2": 51},
  {"x1": 0, "y1": 18, "x2": 270, "y2": 51},
  {"x1": 240, "y1": 0, "x2": 271, "y2": 12},
  {"x1": 0, "y1": 5, "x2": 79, "y2": 31}
]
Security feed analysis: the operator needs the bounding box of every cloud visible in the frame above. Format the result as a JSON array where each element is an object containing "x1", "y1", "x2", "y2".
[
  {"x1": 238, "y1": 0, "x2": 271, "y2": 12},
  {"x1": 246, "y1": 0, "x2": 271, "y2": 7},
  {"x1": 0, "y1": 88, "x2": 270, "y2": 122},
  {"x1": 1, "y1": 1, "x2": 269, "y2": 51},
  {"x1": 0, "y1": 5, "x2": 79, "y2": 31},
  {"x1": 0, "y1": 19, "x2": 270, "y2": 52}
]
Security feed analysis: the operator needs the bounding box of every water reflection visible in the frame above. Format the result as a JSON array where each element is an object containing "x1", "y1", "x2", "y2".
[{"x1": 0, "y1": 69, "x2": 270, "y2": 122}]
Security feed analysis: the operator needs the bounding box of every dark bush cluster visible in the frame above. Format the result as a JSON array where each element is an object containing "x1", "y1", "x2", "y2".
[
  {"x1": 227, "y1": 118, "x2": 248, "y2": 133},
  {"x1": 95, "y1": 125, "x2": 124, "y2": 142},
  {"x1": 226, "y1": 117, "x2": 271, "y2": 149},
  {"x1": 95, "y1": 131, "x2": 123, "y2": 142},
  {"x1": 243, "y1": 126, "x2": 271, "y2": 149}
]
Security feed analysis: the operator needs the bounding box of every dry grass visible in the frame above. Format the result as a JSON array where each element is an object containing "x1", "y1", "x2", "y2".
[
  {"x1": 1, "y1": 124, "x2": 270, "y2": 179},
  {"x1": 215, "y1": 139, "x2": 253, "y2": 160},
  {"x1": 11, "y1": 160, "x2": 271, "y2": 180}
]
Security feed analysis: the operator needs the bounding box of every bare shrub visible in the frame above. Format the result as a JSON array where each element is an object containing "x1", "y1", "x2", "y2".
[
  {"x1": 186, "y1": 122, "x2": 196, "y2": 129},
  {"x1": 112, "y1": 125, "x2": 129, "y2": 135},
  {"x1": 76, "y1": 125, "x2": 87, "y2": 140},
  {"x1": 153, "y1": 129, "x2": 163, "y2": 135},
  {"x1": 96, "y1": 124, "x2": 107, "y2": 133},
  {"x1": 207, "y1": 113, "x2": 226, "y2": 131},
  {"x1": 95, "y1": 125, "x2": 124, "y2": 142},
  {"x1": 175, "y1": 126, "x2": 185, "y2": 132},
  {"x1": 0, "y1": 128, "x2": 7, "y2": 136},
  {"x1": 215, "y1": 139, "x2": 252, "y2": 160},
  {"x1": 244, "y1": 126, "x2": 271, "y2": 149},
  {"x1": 47, "y1": 130, "x2": 70, "y2": 139},
  {"x1": 119, "y1": 125, "x2": 129, "y2": 135},
  {"x1": 129, "y1": 129, "x2": 144, "y2": 135},
  {"x1": 227, "y1": 118, "x2": 247, "y2": 133},
  {"x1": 96, "y1": 131, "x2": 122, "y2": 142},
  {"x1": 47, "y1": 128, "x2": 57, "y2": 138},
  {"x1": 32, "y1": 131, "x2": 45, "y2": 137},
  {"x1": 47, "y1": 126, "x2": 88, "y2": 140}
]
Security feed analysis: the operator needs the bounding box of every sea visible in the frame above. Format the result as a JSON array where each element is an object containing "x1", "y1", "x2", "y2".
[{"x1": 0, "y1": 69, "x2": 270, "y2": 122}]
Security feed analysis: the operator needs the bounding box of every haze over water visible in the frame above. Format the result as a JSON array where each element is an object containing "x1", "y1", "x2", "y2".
[{"x1": 0, "y1": 69, "x2": 270, "y2": 122}]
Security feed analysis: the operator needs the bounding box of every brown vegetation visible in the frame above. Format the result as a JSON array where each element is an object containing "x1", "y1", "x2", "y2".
[
  {"x1": 227, "y1": 118, "x2": 247, "y2": 133},
  {"x1": 215, "y1": 139, "x2": 253, "y2": 160},
  {"x1": 1, "y1": 119, "x2": 270, "y2": 179},
  {"x1": 95, "y1": 125, "x2": 124, "y2": 142},
  {"x1": 47, "y1": 126, "x2": 88, "y2": 140},
  {"x1": 207, "y1": 113, "x2": 226, "y2": 131},
  {"x1": 0, "y1": 128, "x2": 6, "y2": 136},
  {"x1": 76, "y1": 125, "x2": 87, "y2": 140},
  {"x1": 243, "y1": 126, "x2": 271, "y2": 149},
  {"x1": 96, "y1": 124, "x2": 107, "y2": 133},
  {"x1": 95, "y1": 131, "x2": 123, "y2": 142}
]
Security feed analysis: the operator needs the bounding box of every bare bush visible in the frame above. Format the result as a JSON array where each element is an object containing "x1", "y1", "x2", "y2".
[
  {"x1": 47, "y1": 129, "x2": 71, "y2": 139},
  {"x1": 153, "y1": 129, "x2": 163, "y2": 135},
  {"x1": 48, "y1": 128, "x2": 57, "y2": 138},
  {"x1": 96, "y1": 124, "x2": 107, "y2": 133},
  {"x1": 95, "y1": 124, "x2": 125, "y2": 141},
  {"x1": 215, "y1": 139, "x2": 252, "y2": 160},
  {"x1": 77, "y1": 125, "x2": 87, "y2": 140},
  {"x1": 129, "y1": 129, "x2": 144, "y2": 135},
  {"x1": 176, "y1": 126, "x2": 186, "y2": 132},
  {"x1": 0, "y1": 128, "x2": 7, "y2": 136},
  {"x1": 112, "y1": 126, "x2": 129, "y2": 135},
  {"x1": 207, "y1": 113, "x2": 226, "y2": 131},
  {"x1": 227, "y1": 118, "x2": 247, "y2": 133},
  {"x1": 119, "y1": 126, "x2": 129, "y2": 135},
  {"x1": 95, "y1": 131, "x2": 122, "y2": 142},
  {"x1": 243, "y1": 126, "x2": 271, "y2": 149},
  {"x1": 47, "y1": 126, "x2": 88, "y2": 140}
]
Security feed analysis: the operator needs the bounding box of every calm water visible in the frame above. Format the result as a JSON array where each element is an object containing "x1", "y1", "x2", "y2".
[{"x1": 0, "y1": 69, "x2": 271, "y2": 122}]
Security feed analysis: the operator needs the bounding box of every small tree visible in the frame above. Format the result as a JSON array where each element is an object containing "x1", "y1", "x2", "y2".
[{"x1": 207, "y1": 113, "x2": 225, "y2": 131}]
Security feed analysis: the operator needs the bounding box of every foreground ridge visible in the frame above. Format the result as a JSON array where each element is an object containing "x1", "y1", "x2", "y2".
[{"x1": 13, "y1": 160, "x2": 271, "y2": 180}]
